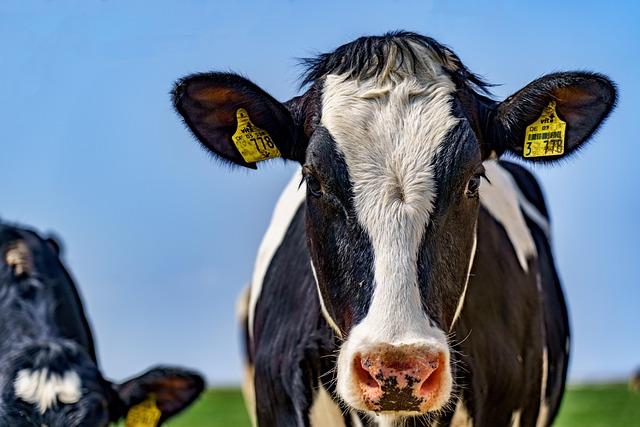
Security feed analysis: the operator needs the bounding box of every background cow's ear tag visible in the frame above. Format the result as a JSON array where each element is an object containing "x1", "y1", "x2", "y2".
[
  {"x1": 125, "y1": 394, "x2": 162, "y2": 427},
  {"x1": 232, "y1": 108, "x2": 281, "y2": 163},
  {"x1": 523, "y1": 100, "x2": 566, "y2": 158}
]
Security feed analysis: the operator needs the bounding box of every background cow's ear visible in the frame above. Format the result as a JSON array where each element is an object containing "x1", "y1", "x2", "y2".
[
  {"x1": 113, "y1": 366, "x2": 205, "y2": 424},
  {"x1": 172, "y1": 72, "x2": 302, "y2": 169},
  {"x1": 487, "y1": 72, "x2": 617, "y2": 162},
  {"x1": 45, "y1": 235, "x2": 64, "y2": 256}
]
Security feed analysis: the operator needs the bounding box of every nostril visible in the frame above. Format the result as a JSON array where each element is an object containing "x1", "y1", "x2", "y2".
[
  {"x1": 353, "y1": 354, "x2": 379, "y2": 389},
  {"x1": 418, "y1": 355, "x2": 443, "y2": 398}
]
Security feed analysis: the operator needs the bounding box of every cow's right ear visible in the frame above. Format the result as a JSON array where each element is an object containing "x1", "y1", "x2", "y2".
[
  {"x1": 110, "y1": 366, "x2": 205, "y2": 425},
  {"x1": 172, "y1": 72, "x2": 302, "y2": 169}
]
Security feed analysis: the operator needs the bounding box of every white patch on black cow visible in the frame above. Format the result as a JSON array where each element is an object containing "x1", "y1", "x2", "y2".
[
  {"x1": 450, "y1": 398, "x2": 473, "y2": 426},
  {"x1": 309, "y1": 385, "x2": 346, "y2": 427},
  {"x1": 511, "y1": 409, "x2": 522, "y2": 427},
  {"x1": 4, "y1": 240, "x2": 33, "y2": 276},
  {"x1": 248, "y1": 170, "x2": 306, "y2": 339},
  {"x1": 480, "y1": 161, "x2": 537, "y2": 271},
  {"x1": 14, "y1": 369, "x2": 82, "y2": 413},
  {"x1": 536, "y1": 347, "x2": 550, "y2": 427},
  {"x1": 321, "y1": 41, "x2": 458, "y2": 414}
]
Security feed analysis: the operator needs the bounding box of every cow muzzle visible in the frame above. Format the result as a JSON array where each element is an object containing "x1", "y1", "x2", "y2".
[{"x1": 350, "y1": 344, "x2": 450, "y2": 414}]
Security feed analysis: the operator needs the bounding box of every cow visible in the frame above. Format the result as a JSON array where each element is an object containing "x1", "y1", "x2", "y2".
[
  {"x1": 172, "y1": 31, "x2": 616, "y2": 426},
  {"x1": 0, "y1": 222, "x2": 205, "y2": 426},
  {"x1": 630, "y1": 369, "x2": 640, "y2": 393}
]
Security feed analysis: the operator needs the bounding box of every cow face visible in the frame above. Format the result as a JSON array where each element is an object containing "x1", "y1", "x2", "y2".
[
  {"x1": 174, "y1": 32, "x2": 616, "y2": 417},
  {"x1": 0, "y1": 229, "x2": 204, "y2": 426},
  {"x1": 1, "y1": 342, "x2": 204, "y2": 426}
]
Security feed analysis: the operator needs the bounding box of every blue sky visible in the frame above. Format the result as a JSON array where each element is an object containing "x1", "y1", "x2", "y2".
[{"x1": 1, "y1": 1, "x2": 638, "y2": 384}]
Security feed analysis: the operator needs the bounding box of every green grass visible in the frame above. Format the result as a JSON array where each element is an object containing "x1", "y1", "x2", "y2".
[
  {"x1": 555, "y1": 383, "x2": 640, "y2": 427},
  {"x1": 164, "y1": 388, "x2": 251, "y2": 427},
  {"x1": 132, "y1": 384, "x2": 639, "y2": 426}
]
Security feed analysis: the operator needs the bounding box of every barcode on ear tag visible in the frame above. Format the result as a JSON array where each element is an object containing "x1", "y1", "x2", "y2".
[
  {"x1": 232, "y1": 108, "x2": 281, "y2": 163},
  {"x1": 125, "y1": 395, "x2": 161, "y2": 427},
  {"x1": 523, "y1": 101, "x2": 566, "y2": 158}
]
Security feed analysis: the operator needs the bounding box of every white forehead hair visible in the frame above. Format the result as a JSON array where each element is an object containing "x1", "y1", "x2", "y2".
[
  {"x1": 320, "y1": 39, "x2": 459, "y2": 230},
  {"x1": 14, "y1": 369, "x2": 83, "y2": 414}
]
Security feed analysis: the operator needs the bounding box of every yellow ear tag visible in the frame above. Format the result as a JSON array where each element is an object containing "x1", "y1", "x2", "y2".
[
  {"x1": 523, "y1": 100, "x2": 566, "y2": 158},
  {"x1": 232, "y1": 108, "x2": 281, "y2": 163},
  {"x1": 125, "y1": 395, "x2": 162, "y2": 427}
]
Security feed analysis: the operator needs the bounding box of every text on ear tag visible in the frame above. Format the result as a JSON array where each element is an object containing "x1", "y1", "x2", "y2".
[
  {"x1": 232, "y1": 108, "x2": 281, "y2": 163},
  {"x1": 125, "y1": 395, "x2": 161, "y2": 427},
  {"x1": 523, "y1": 100, "x2": 566, "y2": 158}
]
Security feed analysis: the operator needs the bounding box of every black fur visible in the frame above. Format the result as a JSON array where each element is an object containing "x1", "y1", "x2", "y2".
[
  {"x1": 299, "y1": 31, "x2": 492, "y2": 95},
  {"x1": 0, "y1": 222, "x2": 204, "y2": 426}
]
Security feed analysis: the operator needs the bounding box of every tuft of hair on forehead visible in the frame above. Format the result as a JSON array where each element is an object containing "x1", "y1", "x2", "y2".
[
  {"x1": 14, "y1": 368, "x2": 83, "y2": 414},
  {"x1": 299, "y1": 30, "x2": 492, "y2": 94},
  {"x1": 4, "y1": 240, "x2": 33, "y2": 277}
]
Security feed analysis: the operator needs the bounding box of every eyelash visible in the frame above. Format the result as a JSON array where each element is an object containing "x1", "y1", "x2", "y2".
[
  {"x1": 465, "y1": 171, "x2": 488, "y2": 198},
  {"x1": 301, "y1": 166, "x2": 323, "y2": 197}
]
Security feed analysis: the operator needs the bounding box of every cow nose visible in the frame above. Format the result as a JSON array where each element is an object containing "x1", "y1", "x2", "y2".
[{"x1": 353, "y1": 346, "x2": 446, "y2": 413}]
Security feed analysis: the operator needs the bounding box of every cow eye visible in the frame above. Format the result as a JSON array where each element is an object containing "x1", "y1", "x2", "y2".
[
  {"x1": 465, "y1": 175, "x2": 481, "y2": 198},
  {"x1": 302, "y1": 166, "x2": 323, "y2": 198},
  {"x1": 306, "y1": 174, "x2": 323, "y2": 197}
]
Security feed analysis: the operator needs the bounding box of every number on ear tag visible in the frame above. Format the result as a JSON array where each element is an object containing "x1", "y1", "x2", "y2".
[
  {"x1": 232, "y1": 108, "x2": 281, "y2": 163},
  {"x1": 523, "y1": 101, "x2": 566, "y2": 158},
  {"x1": 125, "y1": 395, "x2": 162, "y2": 427}
]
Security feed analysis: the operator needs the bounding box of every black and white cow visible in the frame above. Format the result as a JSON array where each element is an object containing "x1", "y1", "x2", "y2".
[
  {"x1": 173, "y1": 32, "x2": 616, "y2": 426},
  {"x1": 0, "y1": 222, "x2": 204, "y2": 426}
]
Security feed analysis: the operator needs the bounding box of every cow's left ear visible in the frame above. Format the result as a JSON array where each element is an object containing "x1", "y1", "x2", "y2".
[
  {"x1": 173, "y1": 72, "x2": 304, "y2": 169},
  {"x1": 487, "y1": 72, "x2": 617, "y2": 162},
  {"x1": 112, "y1": 366, "x2": 205, "y2": 425}
]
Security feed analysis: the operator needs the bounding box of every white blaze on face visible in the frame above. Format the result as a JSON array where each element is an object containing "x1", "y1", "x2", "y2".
[
  {"x1": 14, "y1": 369, "x2": 83, "y2": 414},
  {"x1": 320, "y1": 45, "x2": 459, "y2": 411}
]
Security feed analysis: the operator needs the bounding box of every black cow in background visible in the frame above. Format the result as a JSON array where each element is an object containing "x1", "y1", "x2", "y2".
[{"x1": 0, "y1": 222, "x2": 204, "y2": 426}]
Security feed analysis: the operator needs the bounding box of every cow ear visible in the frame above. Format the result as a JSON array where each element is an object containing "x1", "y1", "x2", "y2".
[
  {"x1": 488, "y1": 72, "x2": 617, "y2": 162},
  {"x1": 45, "y1": 235, "x2": 64, "y2": 256},
  {"x1": 113, "y1": 366, "x2": 205, "y2": 424},
  {"x1": 172, "y1": 72, "x2": 302, "y2": 169}
]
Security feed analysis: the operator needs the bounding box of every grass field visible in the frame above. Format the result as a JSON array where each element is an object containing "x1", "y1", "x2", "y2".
[{"x1": 145, "y1": 383, "x2": 639, "y2": 426}]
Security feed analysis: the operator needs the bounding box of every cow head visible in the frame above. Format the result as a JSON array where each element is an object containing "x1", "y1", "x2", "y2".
[
  {"x1": 173, "y1": 32, "x2": 615, "y2": 417},
  {"x1": 0, "y1": 227, "x2": 204, "y2": 426}
]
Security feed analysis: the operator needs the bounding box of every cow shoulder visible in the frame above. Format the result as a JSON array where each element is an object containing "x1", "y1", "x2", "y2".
[{"x1": 248, "y1": 173, "x2": 337, "y2": 425}]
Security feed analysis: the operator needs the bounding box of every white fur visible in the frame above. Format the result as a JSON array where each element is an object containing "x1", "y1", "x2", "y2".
[
  {"x1": 513, "y1": 185, "x2": 551, "y2": 241},
  {"x1": 236, "y1": 286, "x2": 257, "y2": 426},
  {"x1": 322, "y1": 44, "x2": 458, "y2": 415},
  {"x1": 235, "y1": 284, "x2": 250, "y2": 324},
  {"x1": 351, "y1": 413, "x2": 364, "y2": 427},
  {"x1": 535, "y1": 347, "x2": 549, "y2": 427},
  {"x1": 309, "y1": 385, "x2": 346, "y2": 427},
  {"x1": 310, "y1": 261, "x2": 343, "y2": 337},
  {"x1": 248, "y1": 170, "x2": 306, "y2": 340},
  {"x1": 5, "y1": 240, "x2": 33, "y2": 276},
  {"x1": 480, "y1": 161, "x2": 537, "y2": 272},
  {"x1": 450, "y1": 225, "x2": 478, "y2": 331},
  {"x1": 14, "y1": 369, "x2": 82, "y2": 413},
  {"x1": 511, "y1": 409, "x2": 522, "y2": 427},
  {"x1": 450, "y1": 398, "x2": 473, "y2": 427}
]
